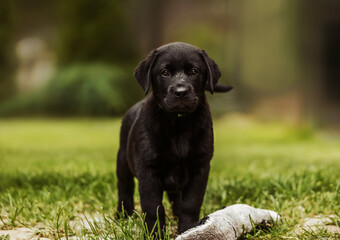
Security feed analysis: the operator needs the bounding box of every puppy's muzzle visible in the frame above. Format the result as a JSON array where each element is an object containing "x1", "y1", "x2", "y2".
[{"x1": 170, "y1": 84, "x2": 192, "y2": 98}]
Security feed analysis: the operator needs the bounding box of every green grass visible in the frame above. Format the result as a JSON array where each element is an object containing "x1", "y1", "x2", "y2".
[{"x1": 0, "y1": 116, "x2": 339, "y2": 239}]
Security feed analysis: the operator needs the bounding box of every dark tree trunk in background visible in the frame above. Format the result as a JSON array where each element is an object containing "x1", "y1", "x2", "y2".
[
  {"x1": 299, "y1": 0, "x2": 340, "y2": 126},
  {"x1": 0, "y1": 0, "x2": 15, "y2": 101},
  {"x1": 322, "y1": 19, "x2": 340, "y2": 104}
]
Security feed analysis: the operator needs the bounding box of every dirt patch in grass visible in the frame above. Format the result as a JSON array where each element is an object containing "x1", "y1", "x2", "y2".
[
  {"x1": 0, "y1": 227, "x2": 80, "y2": 240},
  {"x1": 292, "y1": 215, "x2": 340, "y2": 237},
  {"x1": 0, "y1": 228, "x2": 49, "y2": 240},
  {"x1": 0, "y1": 214, "x2": 102, "y2": 240}
]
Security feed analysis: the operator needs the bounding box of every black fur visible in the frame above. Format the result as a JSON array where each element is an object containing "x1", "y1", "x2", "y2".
[
  {"x1": 116, "y1": 42, "x2": 232, "y2": 236},
  {"x1": 194, "y1": 215, "x2": 210, "y2": 227}
]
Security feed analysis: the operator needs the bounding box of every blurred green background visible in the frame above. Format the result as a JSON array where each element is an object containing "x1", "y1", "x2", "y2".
[
  {"x1": 0, "y1": 0, "x2": 340, "y2": 127},
  {"x1": 0, "y1": 1, "x2": 340, "y2": 238}
]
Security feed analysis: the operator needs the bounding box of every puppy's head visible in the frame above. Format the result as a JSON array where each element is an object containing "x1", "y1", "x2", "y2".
[{"x1": 134, "y1": 42, "x2": 226, "y2": 113}]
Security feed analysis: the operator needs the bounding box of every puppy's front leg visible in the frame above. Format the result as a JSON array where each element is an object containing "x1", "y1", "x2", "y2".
[
  {"x1": 178, "y1": 164, "x2": 210, "y2": 233},
  {"x1": 138, "y1": 171, "x2": 165, "y2": 236}
]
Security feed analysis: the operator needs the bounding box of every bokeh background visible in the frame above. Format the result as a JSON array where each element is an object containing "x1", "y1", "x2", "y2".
[
  {"x1": 1, "y1": 2, "x2": 340, "y2": 239},
  {"x1": 1, "y1": 0, "x2": 340, "y2": 127}
]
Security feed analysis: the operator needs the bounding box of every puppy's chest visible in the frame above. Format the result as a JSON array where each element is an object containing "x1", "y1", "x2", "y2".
[
  {"x1": 170, "y1": 133, "x2": 191, "y2": 159},
  {"x1": 159, "y1": 132, "x2": 194, "y2": 190}
]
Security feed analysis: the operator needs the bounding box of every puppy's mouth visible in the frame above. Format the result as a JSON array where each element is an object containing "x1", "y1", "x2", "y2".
[{"x1": 163, "y1": 96, "x2": 199, "y2": 113}]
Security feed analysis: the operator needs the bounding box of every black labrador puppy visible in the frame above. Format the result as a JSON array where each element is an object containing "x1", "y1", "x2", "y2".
[{"x1": 116, "y1": 42, "x2": 232, "y2": 235}]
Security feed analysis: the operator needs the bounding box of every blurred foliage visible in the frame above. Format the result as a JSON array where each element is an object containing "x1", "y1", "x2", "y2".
[
  {"x1": 0, "y1": 0, "x2": 16, "y2": 101},
  {"x1": 56, "y1": 0, "x2": 139, "y2": 66},
  {"x1": 0, "y1": 63, "x2": 143, "y2": 116},
  {"x1": 1, "y1": 0, "x2": 339, "y2": 121},
  {"x1": 0, "y1": 0, "x2": 144, "y2": 116}
]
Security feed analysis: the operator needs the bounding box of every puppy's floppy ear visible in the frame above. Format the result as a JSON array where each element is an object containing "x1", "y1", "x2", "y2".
[
  {"x1": 134, "y1": 49, "x2": 158, "y2": 94},
  {"x1": 201, "y1": 50, "x2": 221, "y2": 94}
]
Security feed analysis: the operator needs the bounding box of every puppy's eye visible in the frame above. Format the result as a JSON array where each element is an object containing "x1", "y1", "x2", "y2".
[
  {"x1": 190, "y1": 68, "x2": 199, "y2": 75},
  {"x1": 161, "y1": 70, "x2": 170, "y2": 77}
]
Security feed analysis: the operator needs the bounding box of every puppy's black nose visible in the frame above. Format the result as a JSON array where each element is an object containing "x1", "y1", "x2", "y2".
[{"x1": 173, "y1": 85, "x2": 190, "y2": 98}]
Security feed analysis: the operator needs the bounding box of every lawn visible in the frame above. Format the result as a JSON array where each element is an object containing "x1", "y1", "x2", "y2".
[{"x1": 0, "y1": 116, "x2": 339, "y2": 239}]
